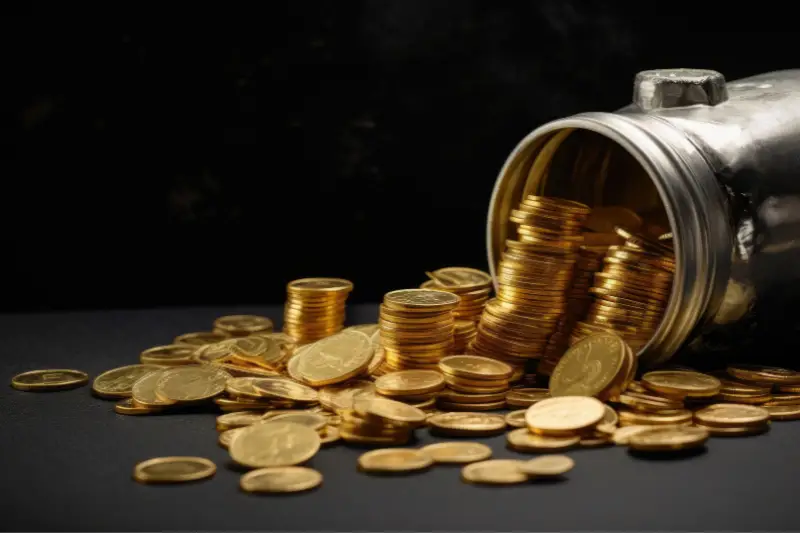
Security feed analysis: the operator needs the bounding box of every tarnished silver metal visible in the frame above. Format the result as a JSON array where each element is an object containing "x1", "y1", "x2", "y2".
[{"x1": 487, "y1": 69, "x2": 800, "y2": 366}]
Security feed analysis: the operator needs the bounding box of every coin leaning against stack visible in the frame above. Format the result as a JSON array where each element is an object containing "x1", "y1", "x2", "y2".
[
  {"x1": 283, "y1": 278, "x2": 353, "y2": 344},
  {"x1": 470, "y1": 195, "x2": 590, "y2": 377},
  {"x1": 378, "y1": 289, "x2": 460, "y2": 371}
]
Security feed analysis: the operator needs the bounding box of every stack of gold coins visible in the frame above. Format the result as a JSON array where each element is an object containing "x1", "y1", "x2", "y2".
[
  {"x1": 283, "y1": 278, "x2": 353, "y2": 345},
  {"x1": 420, "y1": 267, "x2": 492, "y2": 322},
  {"x1": 373, "y1": 370, "x2": 445, "y2": 410},
  {"x1": 538, "y1": 245, "x2": 608, "y2": 376},
  {"x1": 378, "y1": 289, "x2": 460, "y2": 371},
  {"x1": 339, "y1": 397, "x2": 426, "y2": 445},
  {"x1": 215, "y1": 375, "x2": 319, "y2": 412},
  {"x1": 436, "y1": 355, "x2": 513, "y2": 411},
  {"x1": 571, "y1": 229, "x2": 675, "y2": 352},
  {"x1": 452, "y1": 320, "x2": 477, "y2": 352},
  {"x1": 470, "y1": 195, "x2": 590, "y2": 374}
]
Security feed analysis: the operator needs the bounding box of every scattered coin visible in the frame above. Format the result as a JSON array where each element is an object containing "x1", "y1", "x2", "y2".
[
  {"x1": 727, "y1": 364, "x2": 800, "y2": 385},
  {"x1": 133, "y1": 456, "x2": 216, "y2": 484},
  {"x1": 693, "y1": 404, "x2": 770, "y2": 427},
  {"x1": 174, "y1": 331, "x2": 230, "y2": 346},
  {"x1": 318, "y1": 380, "x2": 377, "y2": 411},
  {"x1": 252, "y1": 377, "x2": 319, "y2": 403},
  {"x1": 618, "y1": 408, "x2": 693, "y2": 426},
  {"x1": 628, "y1": 426, "x2": 709, "y2": 452},
  {"x1": 139, "y1": 344, "x2": 196, "y2": 366},
  {"x1": 504, "y1": 410, "x2": 528, "y2": 428},
  {"x1": 295, "y1": 331, "x2": 373, "y2": 387},
  {"x1": 641, "y1": 370, "x2": 721, "y2": 398},
  {"x1": 461, "y1": 459, "x2": 528, "y2": 485},
  {"x1": 764, "y1": 404, "x2": 800, "y2": 420},
  {"x1": 506, "y1": 428, "x2": 580, "y2": 452},
  {"x1": 428, "y1": 412, "x2": 507, "y2": 437},
  {"x1": 219, "y1": 427, "x2": 247, "y2": 449},
  {"x1": 358, "y1": 448, "x2": 434, "y2": 473},
  {"x1": 693, "y1": 423, "x2": 770, "y2": 437},
  {"x1": 549, "y1": 333, "x2": 629, "y2": 400},
  {"x1": 268, "y1": 412, "x2": 328, "y2": 431},
  {"x1": 420, "y1": 441, "x2": 492, "y2": 464},
  {"x1": 114, "y1": 398, "x2": 164, "y2": 415},
  {"x1": 240, "y1": 466, "x2": 323, "y2": 493},
  {"x1": 439, "y1": 355, "x2": 514, "y2": 381},
  {"x1": 229, "y1": 421, "x2": 321, "y2": 468},
  {"x1": 156, "y1": 366, "x2": 231, "y2": 403},
  {"x1": 355, "y1": 397, "x2": 427, "y2": 426},
  {"x1": 216, "y1": 411, "x2": 266, "y2": 431},
  {"x1": 525, "y1": 396, "x2": 606, "y2": 436},
  {"x1": 92, "y1": 364, "x2": 163, "y2": 399},
  {"x1": 11, "y1": 369, "x2": 89, "y2": 392},
  {"x1": 318, "y1": 425, "x2": 341, "y2": 445},
  {"x1": 131, "y1": 370, "x2": 176, "y2": 408},
  {"x1": 518, "y1": 455, "x2": 574, "y2": 477},
  {"x1": 213, "y1": 315, "x2": 274, "y2": 336},
  {"x1": 612, "y1": 425, "x2": 656, "y2": 445}
]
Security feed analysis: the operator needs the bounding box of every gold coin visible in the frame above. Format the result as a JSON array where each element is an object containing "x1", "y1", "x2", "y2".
[
  {"x1": 133, "y1": 456, "x2": 216, "y2": 484},
  {"x1": 506, "y1": 428, "x2": 580, "y2": 452},
  {"x1": 505, "y1": 410, "x2": 528, "y2": 428},
  {"x1": 763, "y1": 404, "x2": 800, "y2": 420},
  {"x1": 439, "y1": 355, "x2": 513, "y2": 380},
  {"x1": 287, "y1": 278, "x2": 354, "y2": 294},
  {"x1": 461, "y1": 459, "x2": 528, "y2": 485},
  {"x1": 641, "y1": 370, "x2": 721, "y2": 398},
  {"x1": 355, "y1": 397, "x2": 427, "y2": 426},
  {"x1": 252, "y1": 377, "x2": 318, "y2": 402},
  {"x1": 375, "y1": 370, "x2": 445, "y2": 396},
  {"x1": 318, "y1": 380, "x2": 376, "y2": 411},
  {"x1": 213, "y1": 315, "x2": 274, "y2": 336},
  {"x1": 216, "y1": 411, "x2": 265, "y2": 431},
  {"x1": 580, "y1": 435, "x2": 613, "y2": 448},
  {"x1": 174, "y1": 331, "x2": 229, "y2": 346},
  {"x1": 693, "y1": 403, "x2": 769, "y2": 427},
  {"x1": 225, "y1": 377, "x2": 263, "y2": 398},
  {"x1": 727, "y1": 364, "x2": 800, "y2": 385},
  {"x1": 156, "y1": 366, "x2": 231, "y2": 403},
  {"x1": 420, "y1": 442, "x2": 492, "y2": 464},
  {"x1": 602, "y1": 404, "x2": 619, "y2": 426},
  {"x1": 763, "y1": 394, "x2": 800, "y2": 406},
  {"x1": 383, "y1": 289, "x2": 461, "y2": 312},
  {"x1": 192, "y1": 340, "x2": 238, "y2": 364},
  {"x1": 628, "y1": 426, "x2": 709, "y2": 452},
  {"x1": 139, "y1": 344, "x2": 197, "y2": 366},
  {"x1": 219, "y1": 427, "x2": 247, "y2": 448},
  {"x1": 439, "y1": 389, "x2": 507, "y2": 404},
  {"x1": 506, "y1": 388, "x2": 550, "y2": 407},
  {"x1": 295, "y1": 331, "x2": 373, "y2": 386},
  {"x1": 429, "y1": 267, "x2": 493, "y2": 290},
  {"x1": 11, "y1": 369, "x2": 89, "y2": 392},
  {"x1": 92, "y1": 364, "x2": 164, "y2": 399},
  {"x1": 427, "y1": 412, "x2": 506, "y2": 436},
  {"x1": 611, "y1": 425, "x2": 658, "y2": 445},
  {"x1": 358, "y1": 448, "x2": 434, "y2": 473},
  {"x1": 585, "y1": 206, "x2": 643, "y2": 234},
  {"x1": 715, "y1": 391, "x2": 771, "y2": 404},
  {"x1": 618, "y1": 391, "x2": 684, "y2": 412},
  {"x1": 132, "y1": 370, "x2": 176, "y2": 407},
  {"x1": 319, "y1": 425, "x2": 341, "y2": 445},
  {"x1": 228, "y1": 336, "x2": 284, "y2": 368},
  {"x1": 693, "y1": 423, "x2": 770, "y2": 437},
  {"x1": 437, "y1": 399, "x2": 506, "y2": 411},
  {"x1": 618, "y1": 408, "x2": 693, "y2": 426},
  {"x1": 549, "y1": 333, "x2": 628, "y2": 400},
  {"x1": 240, "y1": 466, "x2": 323, "y2": 493},
  {"x1": 525, "y1": 396, "x2": 605, "y2": 436},
  {"x1": 114, "y1": 398, "x2": 164, "y2": 415},
  {"x1": 268, "y1": 412, "x2": 328, "y2": 431},
  {"x1": 230, "y1": 421, "x2": 321, "y2": 468},
  {"x1": 518, "y1": 455, "x2": 575, "y2": 477},
  {"x1": 345, "y1": 324, "x2": 380, "y2": 337}
]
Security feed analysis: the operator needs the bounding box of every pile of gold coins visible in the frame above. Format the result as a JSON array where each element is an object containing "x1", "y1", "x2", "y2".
[
  {"x1": 471, "y1": 195, "x2": 590, "y2": 376},
  {"x1": 283, "y1": 278, "x2": 353, "y2": 344},
  {"x1": 378, "y1": 289, "x2": 459, "y2": 371}
]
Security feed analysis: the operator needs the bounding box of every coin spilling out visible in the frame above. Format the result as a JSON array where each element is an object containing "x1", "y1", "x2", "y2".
[
  {"x1": 358, "y1": 448, "x2": 434, "y2": 473},
  {"x1": 461, "y1": 459, "x2": 529, "y2": 485},
  {"x1": 436, "y1": 355, "x2": 513, "y2": 410},
  {"x1": 133, "y1": 457, "x2": 216, "y2": 484},
  {"x1": 378, "y1": 289, "x2": 460, "y2": 373},
  {"x1": 11, "y1": 369, "x2": 89, "y2": 392},
  {"x1": 240, "y1": 466, "x2": 323, "y2": 493},
  {"x1": 420, "y1": 441, "x2": 493, "y2": 464},
  {"x1": 214, "y1": 315, "x2": 274, "y2": 337},
  {"x1": 518, "y1": 455, "x2": 575, "y2": 477},
  {"x1": 549, "y1": 333, "x2": 633, "y2": 401},
  {"x1": 627, "y1": 426, "x2": 709, "y2": 452},
  {"x1": 93, "y1": 365, "x2": 163, "y2": 399},
  {"x1": 229, "y1": 421, "x2": 321, "y2": 469},
  {"x1": 283, "y1": 278, "x2": 353, "y2": 345}
]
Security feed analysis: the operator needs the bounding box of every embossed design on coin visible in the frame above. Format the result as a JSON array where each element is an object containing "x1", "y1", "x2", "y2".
[
  {"x1": 525, "y1": 396, "x2": 605, "y2": 436},
  {"x1": 550, "y1": 333, "x2": 626, "y2": 398},
  {"x1": 11, "y1": 369, "x2": 89, "y2": 391},
  {"x1": 93, "y1": 365, "x2": 163, "y2": 398},
  {"x1": 384, "y1": 289, "x2": 460, "y2": 309},
  {"x1": 229, "y1": 421, "x2": 321, "y2": 468},
  {"x1": 355, "y1": 397, "x2": 427, "y2": 425},
  {"x1": 268, "y1": 412, "x2": 328, "y2": 431},
  {"x1": 156, "y1": 366, "x2": 231, "y2": 402},
  {"x1": 133, "y1": 456, "x2": 216, "y2": 484},
  {"x1": 240, "y1": 466, "x2": 323, "y2": 493},
  {"x1": 174, "y1": 331, "x2": 229, "y2": 346},
  {"x1": 132, "y1": 370, "x2": 176, "y2": 407},
  {"x1": 296, "y1": 331, "x2": 373, "y2": 386},
  {"x1": 319, "y1": 380, "x2": 376, "y2": 411},
  {"x1": 628, "y1": 426, "x2": 709, "y2": 452}
]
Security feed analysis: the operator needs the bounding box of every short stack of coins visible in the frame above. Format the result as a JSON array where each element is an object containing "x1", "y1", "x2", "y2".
[
  {"x1": 378, "y1": 289, "x2": 460, "y2": 371},
  {"x1": 471, "y1": 195, "x2": 590, "y2": 376},
  {"x1": 283, "y1": 278, "x2": 353, "y2": 345},
  {"x1": 571, "y1": 228, "x2": 675, "y2": 352},
  {"x1": 339, "y1": 397, "x2": 426, "y2": 445},
  {"x1": 436, "y1": 355, "x2": 513, "y2": 411},
  {"x1": 373, "y1": 369, "x2": 445, "y2": 410},
  {"x1": 538, "y1": 245, "x2": 607, "y2": 376}
]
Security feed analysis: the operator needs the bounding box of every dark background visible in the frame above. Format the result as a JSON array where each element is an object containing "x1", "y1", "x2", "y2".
[{"x1": 3, "y1": 4, "x2": 794, "y2": 312}]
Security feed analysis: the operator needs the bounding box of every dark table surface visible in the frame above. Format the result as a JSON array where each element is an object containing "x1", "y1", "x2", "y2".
[{"x1": 2, "y1": 304, "x2": 799, "y2": 531}]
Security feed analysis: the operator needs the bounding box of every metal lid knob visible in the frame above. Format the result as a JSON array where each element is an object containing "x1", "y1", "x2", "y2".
[{"x1": 633, "y1": 69, "x2": 728, "y2": 110}]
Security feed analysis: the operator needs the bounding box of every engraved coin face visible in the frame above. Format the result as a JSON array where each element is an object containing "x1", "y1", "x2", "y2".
[
  {"x1": 11, "y1": 369, "x2": 89, "y2": 391},
  {"x1": 525, "y1": 396, "x2": 606, "y2": 435},
  {"x1": 268, "y1": 412, "x2": 328, "y2": 431},
  {"x1": 93, "y1": 365, "x2": 164, "y2": 398},
  {"x1": 384, "y1": 289, "x2": 461, "y2": 310},
  {"x1": 229, "y1": 421, "x2": 321, "y2": 469},
  {"x1": 216, "y1": 411, "x2": 265, "y2": 430},
  {"x1": 173, "y1": 331, "x2": 229, "y2": 346},
  {"x1": 133, "y1": 457, "x2": 216, "y2": 484},
  {"x1": 550, "y1": 333, "x2": 627, "y2": 398},
  {"x1": 427, "y1": 412, "x2": 506, "y2": 435},
  {"x1": 132, "y1": 370, "x2": 176, "y2": 407},
  {"x1": 628, "y1": 426, "x2": 709, "y2": 452},
  {"x1": 296, "y1": 331, "x2": 373, "y2": 386},
  {"x1": 240, "y1": 466, "x2": 323, "y2": 493},
  {"x1": 155, "y1": 366, "x2": 231, "y2": 402},
  {"x1": 356, "y1": 397, "x2": 426, "y2": 425}
]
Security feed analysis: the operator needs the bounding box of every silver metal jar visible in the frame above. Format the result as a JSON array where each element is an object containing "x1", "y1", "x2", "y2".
[{"x1": 486, "y1": 68, "x2": 800, "y2": 367}]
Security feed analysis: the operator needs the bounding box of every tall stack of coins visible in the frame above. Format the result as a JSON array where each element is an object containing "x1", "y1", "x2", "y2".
[
  {"x1": 283, "y1": 278, "x2": 353, "y2": 345},
  {"x1": 470, "y1": 195, "x2": 590, "y2": 375},
  {"x1": 571, "y1": 229, "x2": 675, "y2": 352},
  {"x1": 378, "y1": 289, "x2": 460, "y2": 371}
]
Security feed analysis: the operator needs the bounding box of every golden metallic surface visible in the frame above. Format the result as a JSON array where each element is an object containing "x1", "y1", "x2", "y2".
[
  {"x1": 506, "y1": 388, "x2": 550, "y2": 407},
  {"x1": 505, "y1": 410, "x2": 528, "y2": 428},
  {"x1": 428, "y1": 412, "x2": 506, "y2": 436},
  {"x1": 355, "y1": 397, "x2": 427, "y2": 426},
  {"x1": 585, "y1": 207, "x2": 642, "y2": 234},
  {"x1": 641, "y1": 370, "x2": 721, "y2": 398},
  {"x1": 375, "y1": 370, "x2": 445, "y2": 397},
  {"x1": 383, "y1": 289, "x2": 461, "y2": 312},
  {"x1": 114, "y1": 398, "x2": 164, "y2": 416},
  {"x1": 518, "y1": 455, "x2": 575, "y2": 477},
  {"x1": 764, "y1": 404, "x2": 800, "y2": 420},
  {"x1": 525, "y1": 396, "x2": 605, "y2": 436},
  {"x1": 213, "y1": 315, "x2": 274, "y2": 336},
  {"x1": 216, "y1": 411, "x2": 265, "y2": 431},
  {"x1": 420, "y1": 441, "x2": 493, "y2": 464},
  {"x1": 428, "y1": 267, "x2": 493, "y2": 290},
  {"x1": 133, "y1": 456, "x2": 216, "y2": 484},
  {"x1": 92, "y1": 365, "x2": 163, "y2": 399},
  {"x1": 345, "y1": 324, "x2": 380, "y2": 337},
  {"x1": 358, "y1": 448, "x2": 434, "y2": 473},
  {"x1": 579, "y1": 435, "x2": 614, "y2": 448},
  {"x1": 506, "y1": 428, "x2": 580, "y2": 452},
  {"x1": 549, "y1": 333, "x2": 627, "y2": 400},
  {"x1": 251, "y1": 377, "x2": 318, "y2": 403},
  {"x1": 229, "y1": 421, "x2": 321, "y2": 468},
  {"x1": 156, "y1": 366, "x2": 231, "y2": 403},
  {"x1": 693, "y1": 404, "x2": 770, "y2": 427},
  {"x1": 288, "y1": 278, "x2": 354, "y2": 294},
  {"x1": 319, "y1": 425, "x2": 341, "y2": 445},
  {"x1": 139, "y1": 344, "x2": 197, "y2": 366},
  {"x1": 295, "y1": 331, "x2": 373, "y2": 387},
  {"x1": 714, "y1": 391, "x2": 771, "y2": 405},
  {"x1": 268, "y1": 412, "x2": 328, "y2": 431},
  {"x1": 727, "y1": 364, "x2": 800, "y2": 385},
  {"x1": 240, "y1": 466, "x2": 323, "y2": 493},
  {"x1": 132, "y1": 370, "x2": 176, "y2": 408},
  {"x1": 319, "y1": 381, "x2": 377, "y2": 411},
  {"x1": 617, "y1": 408, "x2": 693, "y2": 426},
  {"x1": 11, "y1": 369, "x2": 89, "y2": 392},
  {"x1": 284, "y1": 279, "x2": 352, "y2": 344},
  {"x1": 461, "y1": 459, "x2": 528, "y2": 485},
  {"x1": 762, "y1": 394, "x2": 800, "y2": 406},
  {"x1": 228, "y1": 336, "x2": 286, "y2": 369},
  {"x1": 439, "y1": 355, "x2": 513, "y2": 380},
  {"x1": 439, "y1": 389, "x2": 507, "y2": 404},
  {"x1": 628, "y1": 426, "x2": 709, "y2": 452},
  {"x1": 694, "y1": 423, "x2": 770, "y2": 437},
  {"x1": 219, "y1": 427, "x2": 247, "y2": 448},
  {"x1": 611, "y1": 425, "x2": 658, "y2": 445},
  {"x1": 174, "y1": 331, "x2": 229, "y2": 346},
  {"x1": 437, "y1": 400, "x2": 506, "y2": 411},
  {"x1": 618, "y1": 391, "x2": 684, "y2": 412}
]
